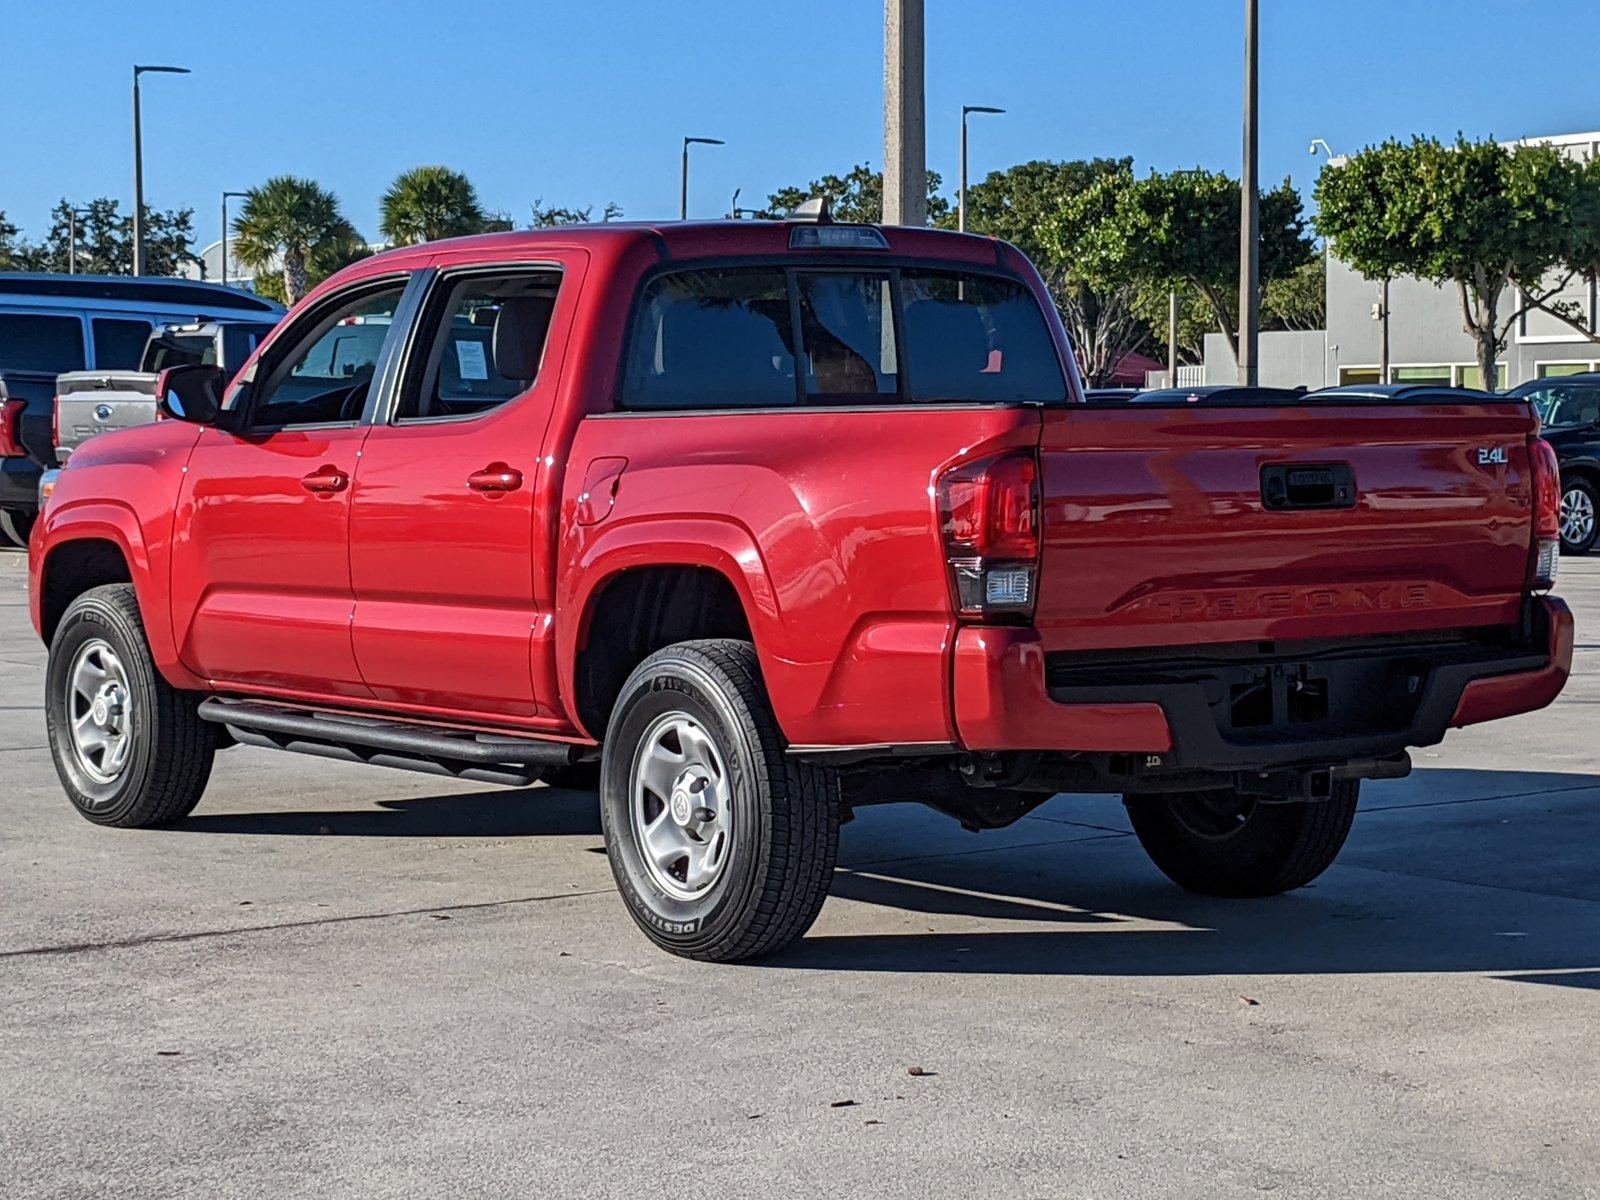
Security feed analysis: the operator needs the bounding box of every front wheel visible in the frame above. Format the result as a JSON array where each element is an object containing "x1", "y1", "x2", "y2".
[
  {"x1": 45, "y1": 584, "x2": 216, "y2": 827},
  {"x1": 600, "y1": 639, "x2": 839, "y2": 962},
  {"x1": 1126, "y1": 782, "x2": 1359, "y2": 897},
  {"x1": 1559, "y1": 478, "x2": 1597, "y2": 555}
]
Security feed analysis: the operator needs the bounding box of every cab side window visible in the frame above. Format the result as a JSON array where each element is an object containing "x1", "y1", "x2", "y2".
[
  {"x1": 91, "y1": 318, "x2": 154, "y2": 369},
  {"x1": 394, "y1": 270, "x2": 562, "y2": 422},
  {"x1": 244, "y1": 284, "x2": 405, "y2": 429}
]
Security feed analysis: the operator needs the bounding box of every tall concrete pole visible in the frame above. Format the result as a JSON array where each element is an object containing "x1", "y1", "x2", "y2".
[
  {"x1": 883, "y1": 0, "x2": 926, "y2": 227},
  {"x1": 1237, "y1": 0, "x2": 1260, "y2": 385}
]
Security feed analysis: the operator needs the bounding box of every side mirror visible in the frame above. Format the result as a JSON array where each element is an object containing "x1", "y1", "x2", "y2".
[{"x1": 156, "y1": 364, "x2": 225, "y2": 425}]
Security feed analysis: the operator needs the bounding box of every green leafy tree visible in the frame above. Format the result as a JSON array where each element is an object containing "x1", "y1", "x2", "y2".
[
  {"x1": 760, "y1": 163, "x2": 950, "y2": 224},
  {"x1": 1263, "y1": 256, "x2": 1327, "y2": 332},
  {"x1": 232, "y1": 176, "x2": 363, "y2": 305},
  {"x1": 379, "y1": 166, "x2": 490, "y2": 246},
  {"x1": 0, "y1": 211, "x2": 28, "y2": 269},
  {"x1": 994, "y1": 159, "x2": 1154, "y2": 385},
  {"x1": 0, "y1": 198, "x2": 197, "y2": 275},
  {"x1": 527, "y1": 199, "x2": 623, "y2": 227},
  {"x1": 1051, "y1": 168, "x2": 1313, "y2": 367},
  {"x1": 1315, "y1": 136, "x2": 1597, "y2": 391}
]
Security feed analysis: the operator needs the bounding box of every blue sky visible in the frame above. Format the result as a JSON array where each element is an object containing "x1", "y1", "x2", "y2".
[{"x1": 4, "y1": 0, "x2": 1598, "y2": 252}]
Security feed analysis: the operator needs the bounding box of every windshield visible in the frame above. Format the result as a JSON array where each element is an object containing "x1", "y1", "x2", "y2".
[{"x1": 1525, "y1": 383, "x2": 1600, "y2": 430}]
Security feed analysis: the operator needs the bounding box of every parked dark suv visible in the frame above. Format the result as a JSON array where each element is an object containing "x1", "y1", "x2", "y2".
[{"x1": 1510, "y1": 374, "x2": 1600, "y2": 554}]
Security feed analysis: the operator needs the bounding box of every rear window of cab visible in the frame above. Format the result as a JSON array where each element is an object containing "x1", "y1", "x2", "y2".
[{"x1": 620, "y1": 264, "x2": 1067, "y2": 410}]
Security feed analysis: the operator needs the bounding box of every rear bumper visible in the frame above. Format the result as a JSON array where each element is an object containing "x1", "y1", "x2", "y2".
[
  {"x1": 1, "y1": 455, "x2": 41, "y2": 514},
  {"x1": 1449, "y1": 597, "x2": 1573, "y2": 728},
  {"x1": 952, "y1": 597, "x2": 1573, "y2": 768}
]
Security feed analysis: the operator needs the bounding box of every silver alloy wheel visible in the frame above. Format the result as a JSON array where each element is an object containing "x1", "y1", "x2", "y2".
[
  {"x1": 66, "y1": 638, "x2": 134, "y2": 790},
  {"x1": 629, "y1": 711, "x2": 733, "y2": 900},
  {"x1": 1560, "y1": 486, "x2": 1594, "y2": 548}
]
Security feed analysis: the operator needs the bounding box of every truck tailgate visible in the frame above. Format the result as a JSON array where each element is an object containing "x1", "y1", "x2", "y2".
[
  {"x1": 1035, "y1": 401, "x2": 1538, "y2": 652},
  {"x1": 54, "y1": 370, "x2": 159, "y2": 462}
]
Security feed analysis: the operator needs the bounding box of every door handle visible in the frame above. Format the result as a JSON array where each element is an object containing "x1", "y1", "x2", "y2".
[
  {"x1": 300, "y1": 466, "x2": 349, "y2": 494},
  {"x1": 468, "y1": 463, "x2": 523, "y2": 494}
]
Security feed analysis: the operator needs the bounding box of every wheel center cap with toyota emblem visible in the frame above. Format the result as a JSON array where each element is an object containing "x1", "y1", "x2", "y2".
[{"x1": 669, "y1": 783, "x2": 694, "y2": 826}]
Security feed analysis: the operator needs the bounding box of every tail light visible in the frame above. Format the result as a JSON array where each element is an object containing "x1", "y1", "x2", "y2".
[
  {"x1": 1529, "y1": 436, "x2": 1560, "y2": 589},
  {"x1": 937, "y1": 450, "x2": 1040, "y2": 619},
  {"x1": 51, "y1": 395, "x2": 61, "y2": 449},
  {"x1": 0, "y1": 399, "x2": 26, "y2": 458}
]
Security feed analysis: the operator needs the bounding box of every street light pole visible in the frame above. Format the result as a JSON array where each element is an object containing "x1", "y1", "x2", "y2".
[
  {"x1": 1310, "y1": 139, "x2": 1337, "y2": 386},
  {"x1": 679, "y1": 137, "x2": 724, "y2": 220},
  {"x1": 1237, "y1": 0, "x2": 1259, "y2": 386},
  {"x1": 958, "y1": 105, "x2": 1004, "y2": 233},
  {"x1": 221, "y1": 190, "x2": 248, "y2": 286},
  {"x1": 132, "y1": 64, "x2": 189, "y2": 276}
]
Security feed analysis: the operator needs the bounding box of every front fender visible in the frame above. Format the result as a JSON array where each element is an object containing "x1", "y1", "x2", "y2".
[{"x1": 32, "y1": 497, "x2": 202, "y2": 689}]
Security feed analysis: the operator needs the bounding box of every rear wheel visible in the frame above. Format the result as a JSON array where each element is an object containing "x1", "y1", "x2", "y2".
[
  {"x1": 0, "y1": 508, "x2": 33, "y2": 548},
  {"x1": 600, "y1": 639, "x2": 839, "y2": 961},
  {"x1": 1126, "y1": 782, "x2": 1359, "y2": 897},
  {"x1": 45, "y1": 584, "x2": 216, "y2": 827},
  {"x1": 1559, "y1": 478, "x2": 1597, "y2": 555}
]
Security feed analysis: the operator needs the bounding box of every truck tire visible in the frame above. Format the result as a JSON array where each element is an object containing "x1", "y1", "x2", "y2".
[
  {"x1": 1559, "y1": 477, "x2": 1597, "y2": 555},
  {"x1": 1125, "y1": 782, "x2": 1359, "y2": 898},
  {"x1": 600, "y1": 639, "x2": 839, "y2": 962},
  {"x1": 0, "y1": 508, "x2": 33, "y2": 548},
  {"x1": 45, "y1": 584, "x2": 216, "y2": 828}
]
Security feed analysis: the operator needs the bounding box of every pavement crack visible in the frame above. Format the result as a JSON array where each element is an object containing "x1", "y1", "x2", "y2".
[{"x1": 0, "y1": 888, "x2": 614, "y2": 960}]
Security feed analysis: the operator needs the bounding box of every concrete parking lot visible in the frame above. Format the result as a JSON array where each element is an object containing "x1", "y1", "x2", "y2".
[{"x1": 1, "y1": 547, "x2": 1596, "y2": 1200}]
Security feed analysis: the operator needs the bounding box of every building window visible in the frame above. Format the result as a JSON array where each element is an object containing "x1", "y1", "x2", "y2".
[
  {"x1": 1536, "y1": 362, "x2": 1600, "y2": 379},
  {"x1": 1338, "y1": 367, "x2": 1381, "y2": 385},
  {"x1": 1455, "y1": 363, "x2": 1507, "y2": 390},
  {"x1": 1393, "y1": 365, "x2": 1452, "y2": 386}
]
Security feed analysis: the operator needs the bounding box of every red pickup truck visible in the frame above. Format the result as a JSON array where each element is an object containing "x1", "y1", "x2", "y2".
[{"x1": 29, "y1": 212, "x2": 1573, "y2": 961}]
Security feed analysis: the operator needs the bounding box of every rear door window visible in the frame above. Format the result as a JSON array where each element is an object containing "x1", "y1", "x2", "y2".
[
  {"x1": 619, "y1": 263, "x2": 1064, "y2": 410},
  {"x1": 91, "y1": 318, "x2": 154, "y2": 369},
  {"x1": 0, "y1": 313, "x2": 86, "y2": 373},
  {"x1": 623, "y1": 268, "x2": 796, "y2": 410}
]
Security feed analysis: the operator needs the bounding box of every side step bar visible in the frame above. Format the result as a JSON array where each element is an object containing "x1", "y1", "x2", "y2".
[{"x1": 197, "y1": 697, "x2": 582, "y2": 787}]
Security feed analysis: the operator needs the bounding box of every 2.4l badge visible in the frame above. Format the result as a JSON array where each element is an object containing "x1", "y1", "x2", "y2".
[{"x1": 1477, "y1": 446, "x2": 1509, "y2": 466}]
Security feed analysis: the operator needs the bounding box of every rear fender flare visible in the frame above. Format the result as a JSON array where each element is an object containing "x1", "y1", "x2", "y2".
[{"x1": 558, "y1": 517, "x2": 786, "y2": 732}]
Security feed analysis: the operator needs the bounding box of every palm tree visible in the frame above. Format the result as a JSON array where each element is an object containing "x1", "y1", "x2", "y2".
[
  {"x1": 379, "y1": 166, "x2": 489, "y2": 246},
  {"x1": 231, "y1": 176, "x2": 361, "y2": 305}
]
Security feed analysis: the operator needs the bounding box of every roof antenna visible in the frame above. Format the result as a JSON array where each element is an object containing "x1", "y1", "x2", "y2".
[{"x1": 788, "y1": 196, "x2": 833, "y2": 224}]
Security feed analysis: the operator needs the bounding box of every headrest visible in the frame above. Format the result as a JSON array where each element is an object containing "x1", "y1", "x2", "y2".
[
  {"x1": 903, "y1": 299, "x2": 990, "y2": 375},
  {"x1": 492, "y1": 296, "x2": 556, "y2": 381}
]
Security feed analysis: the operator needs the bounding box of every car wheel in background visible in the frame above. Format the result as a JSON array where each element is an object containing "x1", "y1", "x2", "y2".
[
  {"x1": 0, "y1": 508, "x2": 34, "y2": 548},
  {"x1": 600, "y1": 639, "x2": 839, "y2": 962},
  {"x1": 1558, "y1": 478, "x2": 1598, "y2": 555},
  {"x1": 45, "y1": 584, "x2": 217, "y2": 827},
  {"x1": 1125, "y1": 782, "x2": 1359, "y2": 897}
]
